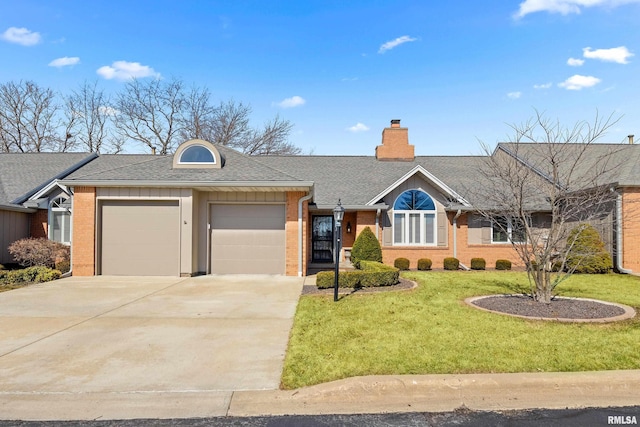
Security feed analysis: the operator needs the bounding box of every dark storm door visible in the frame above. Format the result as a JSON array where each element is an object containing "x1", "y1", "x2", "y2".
[{"x1": 312, "y1": 215, "x2": 334, "y2": 262}]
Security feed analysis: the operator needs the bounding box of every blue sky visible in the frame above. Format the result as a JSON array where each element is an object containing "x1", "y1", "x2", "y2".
[{"x1": 1, "y1": 0, "x2": 639, "y2": 155}]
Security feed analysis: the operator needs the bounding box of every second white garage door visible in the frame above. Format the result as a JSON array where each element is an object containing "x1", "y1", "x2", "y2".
[
  {"x1": 100, "y1": 200, "x2": 180, "y2": 276},
  {"x1": 210, "y1": 204, "x2": 285, "y2": 274}
]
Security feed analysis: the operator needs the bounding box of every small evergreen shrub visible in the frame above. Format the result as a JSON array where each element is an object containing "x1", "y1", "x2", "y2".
[
  {"x1": 350, "y1": 226, "x2": 382, "y2": 269},
  {"x1": 495, "y1": 259, "x2": 512, "y2": 270},
  {"x1": 565, "y1": 224, "x2": 613, "y2": 274},
  {"x1": 394, "y1": 257, "x2": 410, "y2": 270},
  {"x1": 417, "y1": 258, "x2": 432, "y2": 271},
  {"x1": 55, "y1": 260, "x2": 70, "y2": 274},
  {"x1": 443, "y1": 257, "x2": 460, "y2": 270},
  {"x1": 316, "y1": 261, "x2": 399, "y2": 289},
  {"x1": 470, "y1": 258, "x2": 486, "y2": 270},
  {"x1": 0, "y1": 266, "x2": 61, "y2": 285}
]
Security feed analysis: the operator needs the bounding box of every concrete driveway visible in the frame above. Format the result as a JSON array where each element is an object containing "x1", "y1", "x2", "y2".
[{"x1": 0, "y1": 275, "x2": 303, "y2": 420}]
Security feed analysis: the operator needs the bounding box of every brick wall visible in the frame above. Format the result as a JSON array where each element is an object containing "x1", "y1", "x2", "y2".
[
  {"x1": 622, "y1": 188, "x2": 640, "y2": 272},
  {"x1": 72, "y1": 187, "x2": 96, "y2": 276},
  {"x1": 285, "y1": 191, "x2": 308, "y2": 276},
  {"x1": 375, "y1": 126, "x2": 415, "y2": 161},
  {"x1": 30, "y1": 209, "x2": 48, "y2": 239},
  {"x1": 381, "y1": 212, "x2": 522, "y2": 269}
]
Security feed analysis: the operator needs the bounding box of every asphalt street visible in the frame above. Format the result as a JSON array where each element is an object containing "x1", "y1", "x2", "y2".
[{"x1": 3, "y1": 406, "x2": 639, "y2": 426}]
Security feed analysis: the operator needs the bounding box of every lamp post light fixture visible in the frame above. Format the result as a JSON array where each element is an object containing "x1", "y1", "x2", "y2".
[{"x1": 333, "y1": 199, "x2": 345, "y2": 302}]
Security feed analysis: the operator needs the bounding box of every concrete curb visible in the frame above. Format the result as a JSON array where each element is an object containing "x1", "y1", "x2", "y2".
[
  {"x1": 1, "y1": 371, "x2": 639, "y2": 420},
  {"x1": 229, "y1": 370, "x2": 640, "y2": 416}
]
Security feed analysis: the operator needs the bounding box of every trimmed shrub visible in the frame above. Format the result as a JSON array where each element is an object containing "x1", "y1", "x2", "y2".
[
  {"x1": 417, "y1": 258, "x2": 432, "y2": 271},
  {"x1": 470, "y1": 258, "x2": 486, "y2": 270},
  {"x1": 0, "y1": 266, "x2": 61, "y2": 285},
  {"x1": 8, "y1": 238, "x2": 69, "y2": 268},
  {"x1": 350, "y1": 226, "x2": 382, "y2": 269},
  {"x1": 55, "y1": 260, "x2": 71, "y2": 274},
  {"x1": 443, "y1": 257, "x2": 460, "y2": 271},
  {"x1": 316, "y1": 261, "x2": 399, "y2": 289},
  {"x1": 394, "y1": 257, "x2": 410, "y2": 270},
  {"x1": 565, "y1": 224, "x2": 613, "y2": 274},
  {"x1": 495, "y1": 259, "x2": 512, "y2": 270}
]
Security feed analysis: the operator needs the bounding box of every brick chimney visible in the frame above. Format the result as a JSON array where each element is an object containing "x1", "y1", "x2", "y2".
[{"x1": 375, "y1": 119, "x2": 415, "y2": 161}]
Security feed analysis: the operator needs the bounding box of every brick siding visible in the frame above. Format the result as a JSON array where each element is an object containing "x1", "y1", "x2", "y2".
[
  {"x1": 72, "y1": 187, "x2": 96, "y2": 276},
  {"x1": 30, "y1": 209, "x2": 48, "y2": 239}
]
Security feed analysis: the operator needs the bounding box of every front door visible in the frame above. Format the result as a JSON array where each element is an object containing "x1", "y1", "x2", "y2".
[{"x1": 312, "y1": 215, "x2": 333, "y2": 262}]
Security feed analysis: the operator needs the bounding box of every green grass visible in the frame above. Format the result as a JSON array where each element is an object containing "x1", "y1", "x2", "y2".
[{"x1": 281, "y1": 271, "x2": 640, "y2": 389}]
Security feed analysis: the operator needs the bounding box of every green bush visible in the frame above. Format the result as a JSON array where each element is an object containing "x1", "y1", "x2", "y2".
[
  {"x1": 316, "y1": 261, "x2": 399, "y2": 289},
  {"x1": 443, "y1": 257, "x2": 459, "y2": 271},
  {"x1": 470, "y1": 258, "x2": 486, "y2": 270},
  {"x1": 495, "y1": 259, "x2": 512, "y2": 270},
  {"x1": 0, "y1": 264, "x2": 4, "y2": 270},
  {"x1": 565, "y1": 224, "x2": 613, "y2": 274},
  {"x1": 394, "y1": 257, "x2": 410, "y2": 270},
  {"x1": 417, "y1": 258, "x2": 432, "y2": 271},
  {"x1": 0, "y1": 266, "x2": 61, "y2": 285},
  {"x1": 55, "y1": 260, "x2": 70, "y2": 274},
  {"x1": 350, "y1": 226, "x2": 382, "y2": 269}
]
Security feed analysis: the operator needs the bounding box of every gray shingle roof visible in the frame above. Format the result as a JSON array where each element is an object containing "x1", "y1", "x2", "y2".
[
  {"x1": 497, "y1": 143, "x2": 640, "y2": 188},
  {"x1": 254, "y1": 155, "x2": 488, "y2": 207},
  {"x1": 64, "y1": 145, "x2": 302, "y2": 183},
  {"x1": 0, "y1": 153, "x2": 95, "y2": 206}
]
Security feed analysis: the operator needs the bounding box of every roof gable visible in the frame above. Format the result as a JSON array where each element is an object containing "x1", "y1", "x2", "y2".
[{"x1": 366, "y1": 165, "x2": 471, "y2": 207}]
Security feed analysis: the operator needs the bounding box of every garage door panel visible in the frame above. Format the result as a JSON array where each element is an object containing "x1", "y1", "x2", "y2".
[
  {"x1": 101, "y1": 200, "x2": 180, "y2": 276},
  {"x1": 211, "y1": 204, "x2": 285, "y2": 274}
]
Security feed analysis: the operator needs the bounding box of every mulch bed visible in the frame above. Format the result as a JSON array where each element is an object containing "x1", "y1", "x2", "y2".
[
  {"x1": 301, "y1": 277, "x2": 416, "y2": 296},
  {"x1": 470, "y1": 294, "x2": 627, "y2": 320}
]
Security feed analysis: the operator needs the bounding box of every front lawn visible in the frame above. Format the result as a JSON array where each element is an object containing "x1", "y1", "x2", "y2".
[{"x1": 281, "y1": 271, "x2": 640, "y2": 389}]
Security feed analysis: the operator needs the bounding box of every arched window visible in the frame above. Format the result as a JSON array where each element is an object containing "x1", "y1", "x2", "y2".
[
  {"x1": 49, "y1": 196, "x2": 71, "y2": 245},
  {"x1": 393, "y1": 189, "x2": 436, "y2": 246},
  {"x1": 178, "y1": 145, "x2": 216, "y2": 164}
]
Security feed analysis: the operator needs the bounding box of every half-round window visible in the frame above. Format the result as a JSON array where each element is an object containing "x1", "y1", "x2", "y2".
[
  {"x1": 178, "y1": 145, "x2": 215, "y2": 164},
  {"x1": 393, "y1": 189, "x2": 437, "y2": 246}
]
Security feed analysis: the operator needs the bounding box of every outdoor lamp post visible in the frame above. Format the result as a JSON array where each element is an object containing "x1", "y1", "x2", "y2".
[{"x1": 333, "y1": 199, "x2": 345, "y2": 302}]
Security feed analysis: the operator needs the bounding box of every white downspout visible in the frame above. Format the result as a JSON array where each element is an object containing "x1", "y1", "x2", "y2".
[
  {"x1": 616, "y1": 191, "x2": 633, "y2": 274},
  {"x1": 62, "y1": 189, "x2": 74, "y2": 278},
  {"x1": 298, "y1": 190, "x2": 313, "y2": 277},
  {"x1": 452, "y1": 209, "x2": 462, "y2": 258},
  {"x1": 375, "y1": 209, "x2": 381, "y2": 239}
]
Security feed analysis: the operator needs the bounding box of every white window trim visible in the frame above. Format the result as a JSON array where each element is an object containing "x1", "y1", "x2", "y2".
[
  {"x1": 177, "y1": 144, "x2": 217, "y2": 165},
  {"x1": 49, "y1": 197, "x2": 71, "y2": 245},
  {"x1": 393, "y1": 210, "x2": 437, "y2": 246},
  {"x1": 491, "y1": 217, "x2": 525, "y2": 244}
]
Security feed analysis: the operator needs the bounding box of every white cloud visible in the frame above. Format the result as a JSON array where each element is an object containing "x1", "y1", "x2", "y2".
[
  {"x1": 567, "y1": 57, "x2": 585, "y2": 66},
  {"x1": 507, "y1": 91, "x2": 522, "y2": 99},
  {"x1": 48, "y1": 56, "x2": 80, "y2": 68},
  {"x1": 98, "y1": 106, "x2": 118, "y2": 116},
  {"x1": 583, "y1": 46, "x2": 634, "y2": 64},
  {"x1": 1, "y1": 27, "x2": 41, "y2": 46},
  {"x1": 514, "y1": 0, "x2": 640, "y2": 19},
  {"x1": 558, "y1": 74, "x2": 601, "y2": 90},
  {"x1": 274, "y1": 95, "x2": 306, "y2": 108},
  {"x1": 96, "y1": 61, "x2": 160, "y2": 81},
  {"x1": 347, "y1": 123, "x2": 370, "y2": 132},
  {"x1": 533, "y1": 82, "x2": 553, "y2": 89},
  {"x1": 378, "y1": 35, "x2": 417, "y2": 54}
]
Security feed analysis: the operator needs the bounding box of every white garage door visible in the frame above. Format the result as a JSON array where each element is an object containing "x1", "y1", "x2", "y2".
[
  {"x1": 100, "y1": 200, "x2": 180, "y2": 276},
  {"x1": 210, "y1": 204, "x2": 285, "y2": 274}
]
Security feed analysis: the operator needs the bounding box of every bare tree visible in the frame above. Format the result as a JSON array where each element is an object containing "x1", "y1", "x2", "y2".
[
  {"x1": 475, "y1": 111, "x2": 623, "y2": 303},
  {"x1": 112, "y1": 77, "x2": 187, "y2": 155},
  {"x1": 181, "y1": 98, "x2": 299, "y2": 155},
  {"x1": 0, "y1": 80, "x2": 72, "y2": 152},
  {"x1": 65, "y1": 81, "x2": 123, "y2": 153}
]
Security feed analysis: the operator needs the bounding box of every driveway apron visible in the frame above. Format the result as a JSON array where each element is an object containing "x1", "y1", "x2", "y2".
[{"x1": 0, "y1": 275, "x2": 303, "y2": 420}]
